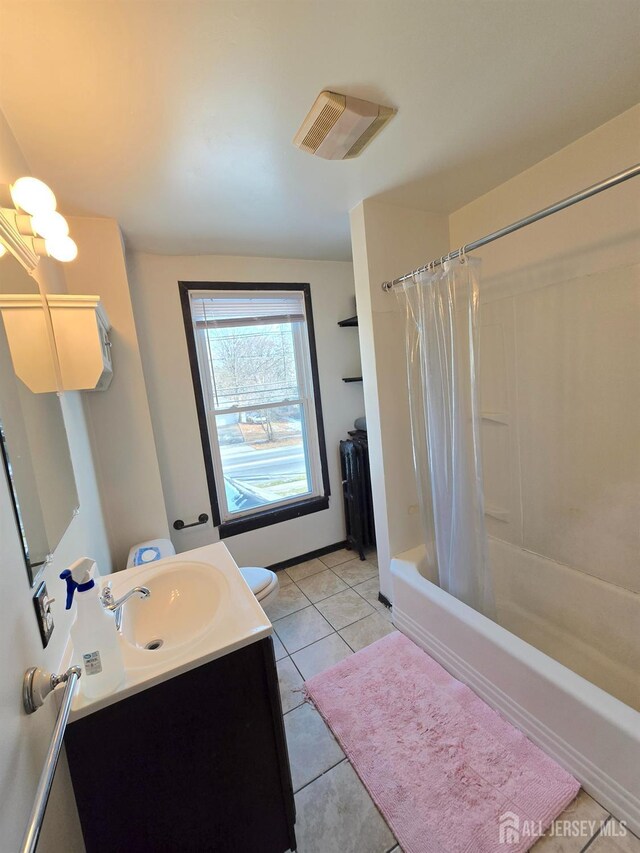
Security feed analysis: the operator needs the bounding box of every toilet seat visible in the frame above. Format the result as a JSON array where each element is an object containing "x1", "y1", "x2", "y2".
[{"x1": 240, "y1": 567, "x2": 279, "y2": 602}]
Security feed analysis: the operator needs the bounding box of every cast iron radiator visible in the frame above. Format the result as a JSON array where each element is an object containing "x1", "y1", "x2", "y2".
[{"x1": 340, "y1": 431, "x2": 376, "y2": 560}]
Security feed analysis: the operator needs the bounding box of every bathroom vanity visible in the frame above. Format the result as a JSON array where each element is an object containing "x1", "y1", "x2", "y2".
[{"x1": 63, "y1": 544, "x2": 296, "y2": 853}]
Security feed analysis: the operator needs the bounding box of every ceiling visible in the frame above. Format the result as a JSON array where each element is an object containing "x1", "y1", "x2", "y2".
[{"x1": 0, "y1": 1, "x2": 638, "y2": 261}]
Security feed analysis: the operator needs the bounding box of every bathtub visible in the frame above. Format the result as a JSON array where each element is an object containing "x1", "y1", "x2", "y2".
[{"x1": 390, "y1": 545, "x2": 640, "y2": 836}]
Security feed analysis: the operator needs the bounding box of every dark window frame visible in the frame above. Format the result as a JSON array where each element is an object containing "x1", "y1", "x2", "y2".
[{"x1": 179, "y1": 281, "x2": 330, "y2": 539}]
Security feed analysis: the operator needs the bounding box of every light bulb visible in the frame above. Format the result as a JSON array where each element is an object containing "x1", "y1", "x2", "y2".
[
  {"x1": 0, "y1": 243, "x2": 7, "y2": 257},
  {"x1": 10, "y1": 177, "x2": 57, "y2": 215},
  {"x1": 31, "y1": 211, "x2": 69, "y2": 240},
  {"x1": 45, "y1": 235, "x2": 78, "y2": 262}
]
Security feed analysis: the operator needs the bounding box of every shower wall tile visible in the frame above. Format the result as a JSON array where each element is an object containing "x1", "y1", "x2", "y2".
[{"x1": 514, "y1": 263, "x2": 640, "y2": 594}]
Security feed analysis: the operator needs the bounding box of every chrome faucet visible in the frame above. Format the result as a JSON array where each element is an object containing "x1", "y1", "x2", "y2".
[{"x1": 100, "y1": 583, "x2": 150, "y2": 631}]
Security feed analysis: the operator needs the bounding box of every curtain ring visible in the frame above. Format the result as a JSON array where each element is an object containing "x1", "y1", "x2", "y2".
[{"x1": 459, "y1": 244, "x2": 467, "y2": 264}]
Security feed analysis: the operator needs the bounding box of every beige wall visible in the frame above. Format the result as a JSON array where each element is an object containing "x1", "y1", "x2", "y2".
[
  {"x1": 127, "y1": 251, "x2": 362, "y2": 567},
  {"x1": 349, "y1": 201, "x2": 449, "y2": 598},
  {"x1": 0, "y1": 110, "x2": 109, "y2": 852},
  {"x1": 63, "y1": 218, "x2": 170, "y2": 570}
]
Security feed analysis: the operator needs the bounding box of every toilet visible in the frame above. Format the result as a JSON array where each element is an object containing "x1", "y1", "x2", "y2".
[
  {"x1": 126, "y1": 538, "x2": 279, "y2": 606},
  {"x1": 126, "y1": 538, "x2": 176, "y2": 568},
  {"x1": 239, "y1": 566, "x2": 279, "y2": 606}
]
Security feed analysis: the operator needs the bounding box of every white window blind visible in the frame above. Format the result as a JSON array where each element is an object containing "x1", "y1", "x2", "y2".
[
  {"x1": 190, "y1": 291, "x2": 306, "y2": 328},
  {"x1": 192, "y1": 291, "x2": 305, "y2": 412}
]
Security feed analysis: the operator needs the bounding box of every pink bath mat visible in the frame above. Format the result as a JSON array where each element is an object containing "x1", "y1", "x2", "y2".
[{"x1": 304, "y1": 631, "x2": 579, "y2": 853}]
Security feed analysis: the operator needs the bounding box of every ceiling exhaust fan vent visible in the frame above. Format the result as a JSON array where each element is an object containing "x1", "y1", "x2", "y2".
[
  {"x1": 300, "y1": 93, "x2": 345, "y2": 152},
  {"x1": 294, "y1": 91, "x2": 396, "y2": 160}
]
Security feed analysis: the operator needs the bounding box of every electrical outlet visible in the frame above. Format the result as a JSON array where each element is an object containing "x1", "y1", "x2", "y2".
[{"x1": 33, "y1": 582, "x2": 55, "y2": 648}]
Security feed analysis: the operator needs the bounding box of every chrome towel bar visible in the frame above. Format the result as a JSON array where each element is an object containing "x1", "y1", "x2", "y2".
[{"x1": 21, "y1": 666, "x2": 81, "y2": 853}]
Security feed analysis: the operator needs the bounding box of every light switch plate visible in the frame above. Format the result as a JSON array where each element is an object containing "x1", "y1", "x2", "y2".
[{"x1": 33, "y1": 581, "x2": 54, "y2": 648}]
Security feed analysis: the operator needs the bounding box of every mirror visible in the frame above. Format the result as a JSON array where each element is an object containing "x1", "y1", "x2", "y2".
[{"x1": 0, "y1": 253, "x2": 79, "y2": 585}]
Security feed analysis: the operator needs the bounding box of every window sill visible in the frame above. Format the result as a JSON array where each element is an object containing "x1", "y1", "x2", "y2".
[{"x1": 218, "y1": 495, "x2": 329, "y2": 539}]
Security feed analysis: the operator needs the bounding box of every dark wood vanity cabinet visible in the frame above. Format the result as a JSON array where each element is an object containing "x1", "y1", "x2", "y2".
[{"x1": 65, "y1": 637, "x2": 296, "y2": 853}]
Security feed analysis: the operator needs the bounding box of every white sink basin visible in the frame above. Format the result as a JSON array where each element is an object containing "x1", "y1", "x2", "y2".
[
  {"x1": 66, "y1": 542, "x2": 273, "y2": 720},
  {"x1": 121, "y1": 561, "x2": 227, "y2": 653}
]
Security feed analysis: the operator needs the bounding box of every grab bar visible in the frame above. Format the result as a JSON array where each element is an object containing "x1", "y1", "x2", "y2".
[
  {"x1": 20, "y1": 666, "x2": 81, "y2": 853},
  {"x1": 173, "y1": 512, "x2": 209, "y2": 530}
]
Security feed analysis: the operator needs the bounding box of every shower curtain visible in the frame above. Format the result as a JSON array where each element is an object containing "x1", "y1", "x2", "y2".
[{"x1": 398, "y1": 257, "x2": 494, "y2": 617}]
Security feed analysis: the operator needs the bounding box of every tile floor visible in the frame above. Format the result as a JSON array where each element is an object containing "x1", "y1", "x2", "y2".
[{"x1": 265, "y1": 548, "x2": 639, "y2": 853}]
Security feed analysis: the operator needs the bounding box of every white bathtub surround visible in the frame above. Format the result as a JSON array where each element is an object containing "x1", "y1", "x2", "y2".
[
  {"x1": 490, "y1": 537, "x2": 639, "y2": 711},
  {"x1": 391, "y1": 548, "x2": 640, "y2": 837},
  {"x1": 397, "y1": 256, "x2": 494, "y2": 616},
  {"x1": 351, "y1": 107, "x2": 639, "y2": 642},
  {"x1": 444, "y1": 108, "x2": 640, "y2": 716}
]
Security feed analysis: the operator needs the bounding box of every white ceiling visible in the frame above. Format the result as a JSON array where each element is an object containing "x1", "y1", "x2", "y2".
[{"x1": 0, "y1": 1, "x2": 638, "y2": 261}]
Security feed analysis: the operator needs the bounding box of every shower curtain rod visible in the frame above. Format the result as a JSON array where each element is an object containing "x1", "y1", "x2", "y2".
[{"x1": 381, "y1": 163, "x2": 640, "y2": 292}]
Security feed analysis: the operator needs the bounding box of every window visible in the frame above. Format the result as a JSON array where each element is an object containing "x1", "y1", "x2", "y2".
[{"x1": 180, "y1": 282, "x2": 330, "y2": 537}]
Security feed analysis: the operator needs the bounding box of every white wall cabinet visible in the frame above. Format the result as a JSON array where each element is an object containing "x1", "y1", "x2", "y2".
[
  {"x1": 0, "y1": 293, "x2": 112, "y2": 393},
  {"x1": 47, "y1": 295, "x2": 113, "y2": 391}
]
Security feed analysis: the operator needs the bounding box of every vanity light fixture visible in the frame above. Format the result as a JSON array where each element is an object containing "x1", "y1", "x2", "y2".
[
  {"x1": 38, "y1": 235, "x2": 78, "y2": 262},
  {"x1": 0, "y1": 176, "x2": 78, "y2": 268},
  {"x1": 30, "y1": 210, "x2": 69, "y2": 241},
  {"x1": 10, "y1": 176, "x2": 57, "y2": 215}
]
